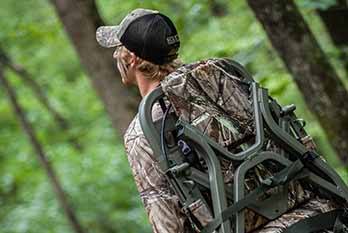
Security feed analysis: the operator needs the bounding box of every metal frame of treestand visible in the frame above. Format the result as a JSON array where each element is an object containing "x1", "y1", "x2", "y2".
[{"x1": 139, "y1": 61, "x2": 348, "y2": 233}]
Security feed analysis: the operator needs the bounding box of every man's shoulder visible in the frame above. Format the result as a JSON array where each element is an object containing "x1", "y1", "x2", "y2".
[
  {"x1": 124, "y1": 114, "x2": 142, "y2": 149},
  {"x1": 124, "y1": 103, "x2": 165, "y2": 148},
  {"x1": 124, "y1": 114, "x2": 140, "y2": 136}
]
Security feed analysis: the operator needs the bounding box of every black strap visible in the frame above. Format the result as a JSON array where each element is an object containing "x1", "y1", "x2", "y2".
[
  {"x1": 334, "y1": 209, "x2": 348, "y2": 233},
  {"x1": 201, "y1": 160, "x2": 306, "y2": 233},
  {"x1": 201, "y1": 185, "x2": 268, "y2": 233},
  {"x1": 158, "y1": 98, "x2": 167, "y2": 113},
  {"x1": 283, "y1": 209, "x2": 346, "y2": 233},
  {"x1": 261, "y1": 159, "x2": 304, "y2": 187}
]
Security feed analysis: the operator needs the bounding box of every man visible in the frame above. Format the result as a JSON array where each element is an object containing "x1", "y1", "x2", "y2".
[
  {"x1": 96, "y1": 8, "x2": 191, "y2": 232},
  {"x1": 96, "y1": 8, "x2": 337, "y2": 233}
]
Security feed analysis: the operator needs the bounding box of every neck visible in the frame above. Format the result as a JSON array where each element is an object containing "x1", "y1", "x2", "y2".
[{"x1": 135, "y1": 71, "x2": 161, "y2": 97}]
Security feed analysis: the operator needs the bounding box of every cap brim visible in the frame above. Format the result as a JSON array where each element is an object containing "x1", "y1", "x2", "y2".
[{"x1": 96, "y1": 26, "x2": 122, "y2": 48}]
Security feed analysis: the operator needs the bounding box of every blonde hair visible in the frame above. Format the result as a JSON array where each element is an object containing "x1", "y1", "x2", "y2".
[{"x1": 117, "y1": 46, "x2": 182, "y2": 81}]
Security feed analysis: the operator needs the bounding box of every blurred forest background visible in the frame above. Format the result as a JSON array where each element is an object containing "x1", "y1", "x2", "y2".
[{"x1": 0, "y1": 0, "x2": 347, "y2": 232}]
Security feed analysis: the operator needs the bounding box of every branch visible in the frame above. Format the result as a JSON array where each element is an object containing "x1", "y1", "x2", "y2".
[
  {"x1": 0, "y1": 64, "x2": 86, "y2": 233},
  {"x1": 0, "y1": 47, "x2": 82, "y2": 150}
]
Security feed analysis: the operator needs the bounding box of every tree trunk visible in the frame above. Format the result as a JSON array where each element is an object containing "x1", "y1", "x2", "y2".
[
  {"x1": 50, "y1": 0, "x2": 139, "y2": 134},
  {"x1": 247, "y1": 0, "x2": 348, "y2": 164},
  {"x1": 318, "y1": 0, "x2": 348, "y2": 46},
  {"x1": 317, "y1": 1, "x2": 348, "y2": 75},
  {"x1": 0, "y1": 65, "x2": 86, "y2": 233}
]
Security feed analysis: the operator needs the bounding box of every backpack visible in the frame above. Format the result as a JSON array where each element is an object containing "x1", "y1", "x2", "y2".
[{"x1": 138, "y1": 58, "x2": 348, "y2": 233}]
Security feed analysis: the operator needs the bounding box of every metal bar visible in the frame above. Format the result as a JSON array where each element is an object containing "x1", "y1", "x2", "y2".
[
  {"x1": 234, "y1": 152, "x2": 292, "y2": 233},
  {"x1": 182, "y1": 124, "x2": 231, "y2": 233},
  {"x1": 139, "y1": 87, "x2": 165, "y2": 164}
]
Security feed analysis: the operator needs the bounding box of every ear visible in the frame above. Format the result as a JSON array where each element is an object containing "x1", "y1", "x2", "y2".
[{"x1": 129, "y1": 52, "x2": 140, "y2": 68}]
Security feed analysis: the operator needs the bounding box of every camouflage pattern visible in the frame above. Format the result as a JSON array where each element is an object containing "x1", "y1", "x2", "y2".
[
  {"x1": 254, "y1": 196, "x2": 336, "y2": 233},
  {"x1": 96, "y1": 26, "x2": 122, "y2": 48},
  {"x1": 161, "y1": 58, "x2": 254, "y2": 149},
  {"x1": 124, "y1": 58, "x2": 338, "y2": 233},
  {"x1": 96, "y1": 8, "x2": 158, "y2": 48},
  {"x1": 161, "y1": 58, "x2": 338, "y2": 232},
  {"x1": 124, "y1": 103, "x2": 193, "y2": 233}
]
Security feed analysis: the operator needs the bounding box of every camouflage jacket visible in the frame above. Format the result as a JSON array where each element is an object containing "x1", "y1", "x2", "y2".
[
  {"x1": 124, "y1": 58, "x2": 337, "y2": 233},
  {"x1": 124, "y1": 104, "x2": 193, "y2": 233}
]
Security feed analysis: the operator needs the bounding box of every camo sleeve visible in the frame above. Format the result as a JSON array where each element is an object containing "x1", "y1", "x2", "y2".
[{"x1": 124, "y1": 114, "x2": 192, "y2": 233}]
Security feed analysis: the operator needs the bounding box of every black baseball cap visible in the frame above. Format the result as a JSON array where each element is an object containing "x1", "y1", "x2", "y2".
[{"x1": 96, "y1": 8, "x2": 180, "y2": 65}]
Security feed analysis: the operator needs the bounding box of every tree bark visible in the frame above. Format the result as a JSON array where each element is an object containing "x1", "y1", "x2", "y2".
[
  {"x1": 318, "y1": 0, "x2": 348, "y2": 46},
  {"x1": 317, "y1": 1, "x2": 348, "y2": 75},
  {"x1": 50, "y1": 0, "x2": 139, "y2": 134},
  {"x1": 247, "y1": 0, "x2": 348, "y2": 164},
  {"x1": 0, "y1": 65, "x2": 86, "y2": 233}
]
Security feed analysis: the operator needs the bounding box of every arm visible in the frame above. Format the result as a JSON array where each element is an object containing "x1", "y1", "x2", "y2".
[{"x1": 125, "y1": 129, "x2": 191, "y2": 233}]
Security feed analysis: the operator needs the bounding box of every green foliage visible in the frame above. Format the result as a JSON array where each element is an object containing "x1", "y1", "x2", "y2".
[
  {"x1": 0, "y1": 0, "x2": 346, "y2": 232},
  {"x1": 296, "y1": 0, "x2": 337, "y2": 10}
]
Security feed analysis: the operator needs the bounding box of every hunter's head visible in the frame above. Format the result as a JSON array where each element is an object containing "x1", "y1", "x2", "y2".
[{"x1": 96, "y1": 8, "x2": 181, "y2": 90}]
